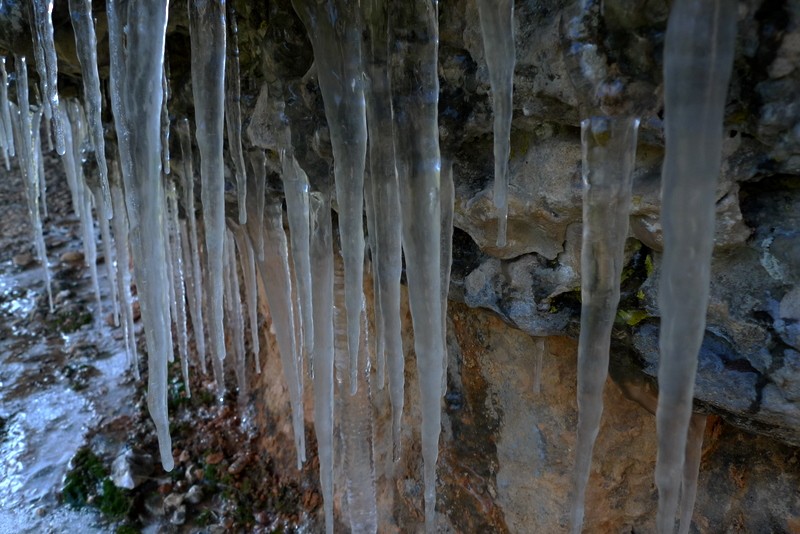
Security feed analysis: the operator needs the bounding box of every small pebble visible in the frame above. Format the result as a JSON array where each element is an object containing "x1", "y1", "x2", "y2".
[
  {"x1": 59, "y1": 250, "x2": 85, "y2": 264},
  {"x1": 178, "y1": 449, "x2": 191, "y2": 464},
  {"x1": 185, "y1": 484, "x2": 203, "y2": 504},
  {"x1": 12, "y1": 252, "x2": 34, "y2": 268},
  {"x1": 206, "y1": 452, "x2": 224, "y2": 465},
  {"x1": 163, "y1": 492, "x2": 184, "y2": 511},
  {"x1": 169, "y1": 505, "x2": 186, "y2": 526}
]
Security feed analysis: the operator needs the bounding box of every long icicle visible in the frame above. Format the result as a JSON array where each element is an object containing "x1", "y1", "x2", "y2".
[
  {"x1": 177, "y1": 117, "x2": 207, "y2": 374},
  {"x1": 89, "y1": 172, "x2": 121, "y2": 326},
  {"x1": 189, "y1": 0, "x2": 227, "y2": 392},
  {"x1": 224, "y1": 228, "x2": 247, "y2": 397},
  {"x1": 310, "y1": 191, "x2": 334, "y2": 534},
  {"x1": 440, "y1": 157, "x2": 454, "y2": 396},
  {"x1": 678, "y1": 414, "x2": 707, "y2": 534},
  {"x1": 167, "y1": 179, "x2": 191, "y2": 397},
  {"x1": 0, "y1": 57, "x2": 15, "y2": 160},
  {"x1": 117, "y1": 0, "x2": 174, "y2": 471},
  {"x1": 363, "y1": 0, "x2": 403, "y2": 407},
  {"x1": 390, "y1": 2, "x2": 444, "y2": 529},
  {"x1": 334, "y1": 254, "x2": 378, "y2": 533},
  {"x1": 281, "y1": 153, "x2": 314, "y2": 359},
  {"x1": 225, "y1": 0, "x2": 247, "y2": 224},
  {"x1": 68, "y1": 0, "x2": 112, "y2": 219},
  {"x1": 569, "y1": 116, "x2": 639, "y2": 534},
  {"x1": 476, "y1": 0, "x2": 515, "y2": 247},
  {"x1": 656, "y1": 0, "x2": 736, "y2": 531},
  {"x1": 292, "y1": 0, "x2": 368, "y2": 394},
  {"x1": 30, "y1": 0, "x2": 65, "y2": 154},
  {"x1": 233, "y1": 227, "x2": 261, "y2": 374}
]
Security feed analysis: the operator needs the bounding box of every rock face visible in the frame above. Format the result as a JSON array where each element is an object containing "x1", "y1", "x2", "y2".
[{"x1": 3, "y1": 0, "x2": 800, "y2": 531}]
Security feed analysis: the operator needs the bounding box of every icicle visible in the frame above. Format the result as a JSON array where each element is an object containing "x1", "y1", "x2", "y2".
[
  {"x1": 476, "y1": 0, "x2": 515, "y2": 247},
  {"x1": 292, "y1": 0, "x2": 368, "y2": 395},
  {"x1": 177, "y1": 117, "x2": 207, "y2": 373},
  {"x1": 569, "y1": 116, "x2": 639, "y2": 534},
  {"x1": 362, "y1": 0, "x2": 405, "y2": 455},
  {"x1": 440, "y1": 158, "x2": 454, "y2": 396},
  {"x1": 224, "y1": 228, "x2": 248, "y2": 397},
  {"x1": 163, "y1": 185, "x2": 177, "y2": 365},
  {"x1": 167, "y1": 179, "x2": 191, "y2": 396},
  {"x1": 30, "y1": 0, "x2": 65, "y2": 154},
  {"x1": 334, "y1": 256, "x2": 378, "y2": 533},
  {"x1": 678, "y1": 414, "x2": 706, "y2": 534},
  {"x1": 13, "y1": 65, "x2": 54, "y2": 311},
  {"x1": 656, "y1": 1, "x2": 736, "y2": 531},
  {"x1": 189, "y1": 0, "x2": 227, "y2": 388},
  {"x1": 363, "y1": 167, "x2": 384, "y2": 386},
  {"x1": 233, "y1": 227, "x2": 261, "y2": 374},
  {"x1": 225, "y1": 1, "x2": 247, "y2": 224},
  {"x1": 249, "y1": 149, "x2": 267, "y2": 261},
  {"x1": 310, "y1": 191, "x2": 334, "y2": 534},
  {"x1": 246, "y1": 193, "x2": 305, "y2": 467},
  {"x1": 36, "y1": 129, "x2": 47, "y2": 217},
  {"x1": 116, "y1": 0, "x2": 174, "y2": 471},
  {"x1": 390, "y1": 2, "x2": 444, "y2": 529},
  {"x1": 161, "y1": 61, "x2": 171, "y2": 176},
  {"x1": 89, "y1": 173, "x2": 121, "y2": 326},
  {"x1": 109, "y1": 163, "x2": 139, "y2": 378},
  {"x1": 69, "y1": 0, "x2": 112, "y2": 219},
  {"x1": 281, "y1": 154, "x2": 314, "y2": 360},
  {"x1": 66, "y1": 100, "x2": 103, "y2": 317},
  {"x1": 0, "y1": 57, "x2": 15, "y2": 160}
]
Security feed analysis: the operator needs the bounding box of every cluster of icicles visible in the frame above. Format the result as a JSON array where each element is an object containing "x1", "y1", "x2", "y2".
[{"x1": 3, "y1": 0, "x2": 738, "y2": 532}]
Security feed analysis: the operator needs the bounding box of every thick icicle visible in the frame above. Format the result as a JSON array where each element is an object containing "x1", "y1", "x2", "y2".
[
  {"x1": 334, "y1": 256, "x2": 378, "y2": 533},
  {"x1": 109, "y1": 163, "x2": 139, "y2": 378},
  {"x1": 440, "y1": 158, "x2": 454, "y2": 396},
  {"x1": 161, "y1": 61, "x2": 171, "y2": 176},
  {"x1": 30, "y1": 0, "x2": 65, "y2": 154},
  {"x1": 233, "y1": 227, "x2": 261, "y2": 374},
  {"x1": 476, "y1": 0, "x2": 515, "y2": 247},
  {"x1": 13, "y1": 63, "x2": 53, "y2": 311},
  {"x1": 0, "y1": 57, "x2": 14, "y2": 159},
  {"x1": 292, "y1": 0, "x2": 368, "y2": 394},
  {"x1": 678, "y1": 414, "x2": 706, "y2": 534},
  {"x1": 189, "y1": 0, "x2": 227, "y2": 385},
  {"x1": 390, "y1": 2, "x2": 444, "y2": 528},
  {"x1": 225, "y1": 1, "x2": 247, "y2": 224},
  {"x1": 245, "y1": 183, "x2": 305, "y2": 465},
  {"x1": 363, "y1": 0, "x2": 403, "y2": 403},
  {"x1": 69, "y1": 0, "x2": 112, "y2": 219},
  {"x1": 116, "y1": 0, "x2": 174, "y2": 471},
  {"x1": 281, "y1": 154, "x2": 314, "y2": 358},
  {"x1": 167, "y1": 179, "x2": 191, "y2": 397},
  {"x1": 36, "y1": 129, "x2": 47, "y2": 217},
  {"x1": 249, "y1": 150, "x2": 267, "y2": 261},
  {"x1": 656, "y1": 1, "x2": 736, "y2": 531},
  {"x1": 177, "y1": 117, "x2": 207, "y2": 373},
  {"x1": 569, "y1": 116, "x2": 639, "y2": 534},
  {"x1": 309, "y1": 191, "x2": 334, "y2": 534}
]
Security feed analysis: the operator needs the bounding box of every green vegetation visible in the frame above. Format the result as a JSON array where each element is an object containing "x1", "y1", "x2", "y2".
[{"x1": 62, "y1": 447, "x2": 132, "y2": 521}]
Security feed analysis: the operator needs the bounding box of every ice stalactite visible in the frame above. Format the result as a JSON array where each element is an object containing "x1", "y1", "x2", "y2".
[
  {"x1": 363, "y1": 0, "x2": 404, "y2": 406},
  {"x1": 222, "y1": 229, "x2": 245, "y2": 396},
  {"x1": 249, "y1": 150, "x2": 267, "y2": 262},
  {"x1": 30, "y1": 0, "x2": 65, "y2": 155},
  {"x1": 89, "y1": 173, "x2": 121, "y2": 326},
  {"x1": 117, "y1": 0, "x2": 174, "y2": 471},
  {"x1": 390, "y1": 2, "x2": 444, "y2": 528},
  {"x1": 161, "y1": 62, "x2": 171, "y2": 176},
  {"x1": 225, "y1": 1, "x2": 247, "y2": 225},
  {"x1": 310, "y1": 191, "x2": 335, "y2": 534},
  {"x1": 569, "y1": 116, "x2": 639, "y2": 534},
  {"x1": 334, "y1": 256, "x2": 378, "y2": 533},
  {"x1": 476, "y1": 0, "x2": 515, "y2": 247},
  {"x1": 232, "y1": 227, "x2": 261, "y2": 374},
  {"x1": 0, "y1": 57, "x2": 15, "y2": 162},
  {"x1": 109, "y1": 162, "x2": 139, "y2": 378},
  {"x1": 292, "y1": 0, "x2": 368, "y2": 394},
  {"x1": 678, "y1": 414, "x2": 706, "y2": 534},
  {"x1": 167, "y1": 179, "x2": 191, "y2": 397},
  {"x1": 36, "y1": 128, "x2": 47, "y2": 217},
  {"x1": 246, "y1": 190, "x2": 305, "y2": 467},
  {"x1": 189, "y1": 0, "x2": 227, "y2": 391},
  {"x1": 177, "y1": 117, "x2": 207, "y2": 374},
  {"x1": 656, "y1": 1, "x2": 736, "y2": 531},
  {"x1": 68, "y1": 0, "x2": 112, "y2": 219},
  {"x1": 440, "y1": 158, "x2": 454, "y2": 396},
  {"x1": 281, "y1": 153, "x2": 314, "y2": 359},
  {"x1": 65, "y1": 100, "x2": 103, "y2": 317},
  {"x1": 13, "y1": 59, "x2": 53, "y2": 310}
]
